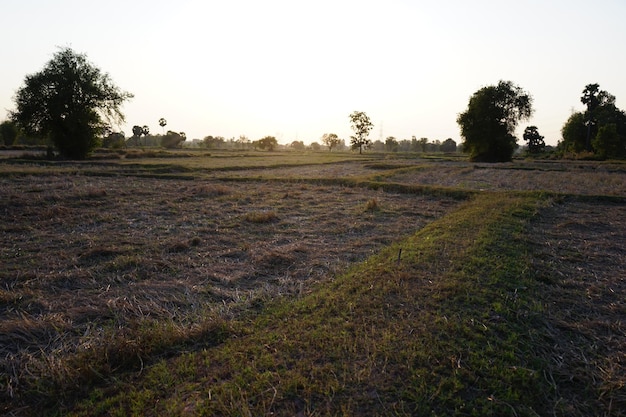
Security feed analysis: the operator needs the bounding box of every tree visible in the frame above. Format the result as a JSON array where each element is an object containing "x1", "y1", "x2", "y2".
[
  {"x1": 142, "y1": 125, "x2": 150, "y2": 146},
  {"x1": 579, "y1": 83, "x2": 622, "y2": 152},
  {"x1": 592, "y1": 124, "x2": 621, "y2": 159},
  {"x1": 457, "y1": 80, "x2": 533, "y2": 162},
  {"x1": 162, "y1": 131, "x2": 186, "y2": 148},
  {"x1": 203, "y1": 135, "x2": 225, "y2": 149},
  {"x1": 159, "y1": 118, "x2": 167, "y2": 134},
  {"x1": 309, "y1": 141, "x2": 321, "y2": 151},
  {"x1": 560, "y1": 112, "x2": 587, "y2": 153},
  {"x1": 559, "y1": 84, "x2": 626, "y2": 158},
  {"x1": 10, "y1": 47, "x2": 132, "y2": 159},
  {"x1": 321, "y1": 133, "x2": 341, "y2": 151},
  {"x1": 440, "y1": 138, "x2": 457, "y2": 153},
  {"x1": 102, "y1": 131, "x2": 125, "y2": 148},
  {"x1": 349, "y1": 111, "x2": 373, "y2": 154},
  {"x1": 290, "y1": 140, "x2": 305, "y2": 150},
  {"x1": 0, "y1": 120, "x2": 19, "y2": 146},
  {"x1": 418, "y1": 137, "x2": 428, "y2": 152},
  {"x1": 385, "y1": 136, "x2": 398, "y2": 152},
  {"x1": 132, "y1": 125, "x2": 143, "y2": 139},
  {"x1": 236, "y1": 135, "x2": 249, "y2": 149},
  {"x1": 522, "y1": 126, "x2": 545, "y2": 154},
  {"x1": 256, "y1": 136, "x2": 278, "y2": 151}
]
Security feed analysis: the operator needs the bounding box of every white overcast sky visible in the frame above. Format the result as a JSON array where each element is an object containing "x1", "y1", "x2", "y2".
[{"x1": 1, "y1": 0, "x2": 625, "y2": 145}]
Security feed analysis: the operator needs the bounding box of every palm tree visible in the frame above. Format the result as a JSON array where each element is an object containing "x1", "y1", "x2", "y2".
[
  {"x1": 159, "y1": 118, "x2": 167, "y2": 135},
  {"x1": 142, "y1": 125, "x2": 150, "y2": 146}
]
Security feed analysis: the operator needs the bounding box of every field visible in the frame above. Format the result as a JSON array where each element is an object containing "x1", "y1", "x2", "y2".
[{"x1": 1, "y1": 150, "x2": 625, "y2": 416}]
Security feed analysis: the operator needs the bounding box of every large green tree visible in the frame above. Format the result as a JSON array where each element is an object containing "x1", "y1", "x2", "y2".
[
  {"x1": 349, "y1": 111, "x2": 373, "y2": 154},
  {"x1": 457, "y1": 80, "x2": 533, "y2": 162},
  {"x1": 10, "y1": 47, "x2": 133, "y2": 159},
  {"x1": 560, "y1": 84, "x2": 626, "y2": 158}
]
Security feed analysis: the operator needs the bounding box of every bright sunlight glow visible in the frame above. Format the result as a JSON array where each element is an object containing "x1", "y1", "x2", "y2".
[{"x1": 1, "y1": 0, "x2": 625, "y2": 145}]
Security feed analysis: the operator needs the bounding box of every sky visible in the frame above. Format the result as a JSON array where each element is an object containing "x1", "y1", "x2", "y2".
[{"x1": 1, "y1": 0, "x2": 625, "y2": 146}]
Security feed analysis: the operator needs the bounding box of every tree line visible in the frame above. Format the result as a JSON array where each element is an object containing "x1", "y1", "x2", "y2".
[{"x1": 2, "y1": 47, "x2": 624, "y2": 160}]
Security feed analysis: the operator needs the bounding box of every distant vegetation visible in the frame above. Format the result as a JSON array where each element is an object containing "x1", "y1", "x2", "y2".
[
  {"x1": 2, "y1": 47, "x2": 625, "y2": 162},
  {"x1": 559, "y1": 83, "x2": 626, "y2": 159}
]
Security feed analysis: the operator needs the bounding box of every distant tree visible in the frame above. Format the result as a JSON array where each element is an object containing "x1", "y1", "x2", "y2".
[
  {"x1": 385, "y1": 136, "x2": 398, "y2": 152},
  {"x1": 257, "y1": 136, "x2": 278, "y2": 151},
  {"x1": 559, "y1": 84, "x2": 626, "y2": 158},
  {"x1": 398, "y1": 139, "x2": 411, "y2": 152},
  {"x1": 132, "y1": 125, "x2": 143, "y2": 139},
  {"x1": 309, "y1": 141, "x2": 321, "y2": 151},
  {"x1": 522, "y1": 126, "x2": 545, "y2": 154},
  {"x1": 370, "y1": 140, "x2": 384, "y2": 151},
  {"x1": 440, "y1": 138, "x2": 457, "y2": 153},
  {"x1": 418, "y1": 137, "x2": 428, "y2": 152},
  {"x1": 321, "y1": 133, "x2": 341, "y2": 151},
  {"x1": 430, "y1": 139, "x2": 442, "y2": 152},
  {"x1": 162, "y1": 131, "x2": 186, "y2": 148},
  {"x1": 582, "y1": 83, "x2": 601, "y2": 151},
  {"x1": 203, "y1": 135, "x2": 225, "y2": 149},
  {"x1": 457, "y1": 80, "x2": 533, "y2": 162},
  {"x1": 560, "y1": 112, "x2": 587, "y2": 153},
  {"x1": 349, "y1": 111, "x2": 373, "y2": 154},
  {"x1": 141, "y1": 126, "x2": 150, "y2": 146},
  {"x1": 237, "y1": 135, "x2": 249, "y2": 149},
  {"x1": 10, "y1": 47, "x2": 132, "y2": 159},
  {"x1": 159, "y1": 118, "x2": 167, "y2": 134},
  {"x1": 0, "y1": 120, "x2": 19, "y2": 146},
  {"x1": 102, "y1": 131, "x2": 126, "y2": 148},
  {"x1": 592, "y1": 124, "x2": 621, "y2": 159}
]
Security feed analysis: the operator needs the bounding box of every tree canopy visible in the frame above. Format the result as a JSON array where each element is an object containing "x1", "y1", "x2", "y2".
[
  {"x1": 321, "y1": 133, "x2": 341, "y2": 151},
  {"x1": 457, "y1": 80, "x2": 533, "y2": 162},
  {"x1": 0, "y1": 120, "x2": 19, "y2": 146},
  {"x1": 560, "y1": 83, "x2": 626, "y2": 158},
  {"x1": 10, "y1": 47, "x2": 133, "y2": 159},
  {"x1": 256, "y1": 136, "x2": 278, "y2": 151},
  {"x1": 523, "y1": 126, "x2": 545, "y2": 154},
  {"x1": 162, "y1": 131, "x2": 186, "y2": 149},
  {"x1": 349, "y1": 111, "x2": 373, "y2": 154}
]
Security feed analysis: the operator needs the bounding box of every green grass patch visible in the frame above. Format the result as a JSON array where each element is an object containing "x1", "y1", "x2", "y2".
[{"x1": 67, "y1": 193, "x2": 562, "y2": 416}]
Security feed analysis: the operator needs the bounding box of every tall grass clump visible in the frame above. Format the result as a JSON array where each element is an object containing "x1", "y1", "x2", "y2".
[{"x1": 243, "y1": 210, "x2": 279, "y2": 224}]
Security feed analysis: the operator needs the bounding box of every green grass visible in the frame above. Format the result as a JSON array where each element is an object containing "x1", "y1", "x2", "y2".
[{"x1": 67, "y1": 193, "x2": 558, "y2": 416}]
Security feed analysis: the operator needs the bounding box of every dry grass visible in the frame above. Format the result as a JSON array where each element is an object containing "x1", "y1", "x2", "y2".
[
  {"x1": 0, "y1": 172, "x2": 458, "y2": 411},
  {"x1": 528, "y1": 200, "x2": 626, "y2": 415},
  {"x1": 384, "y1": 160, "x2": 626, "y2": 195}
]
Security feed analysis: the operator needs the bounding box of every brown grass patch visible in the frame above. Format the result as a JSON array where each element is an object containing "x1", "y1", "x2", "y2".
[
  {"x1": 529, "y1": 200, "x2": 626, "y2": 415},
  {"x1": 0, "y1": 173, "x2": 458, "y2": 411}
]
